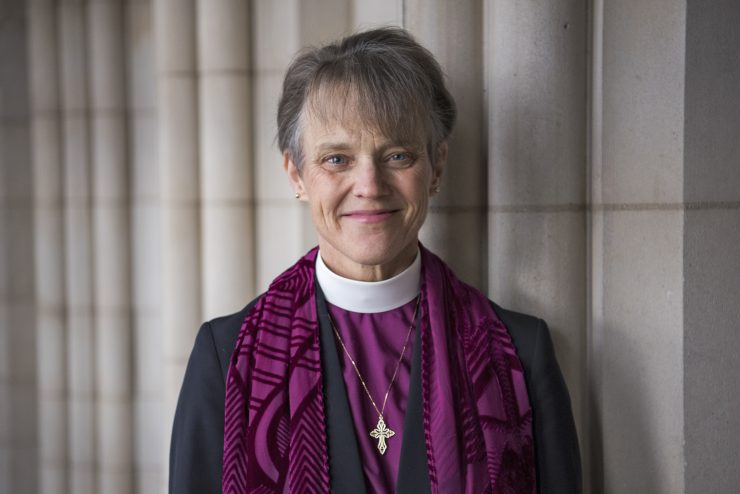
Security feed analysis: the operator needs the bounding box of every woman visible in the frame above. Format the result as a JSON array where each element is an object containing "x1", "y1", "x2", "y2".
[{"x1": 170, "y1": 27, "x2": 581, "y2": 494}]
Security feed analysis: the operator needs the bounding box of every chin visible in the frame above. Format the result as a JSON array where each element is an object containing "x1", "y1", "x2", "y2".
[{"x1": 347, "y1": 242, "x2": 412, "y2": 268}]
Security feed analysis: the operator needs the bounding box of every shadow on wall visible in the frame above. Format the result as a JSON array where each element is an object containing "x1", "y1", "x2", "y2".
[
  {"x1": 591, "y1": 321, "x2": 664, "y2": 494},
  {"x1": 419, "y1": 205, "x2": 487, "y2": 290}
]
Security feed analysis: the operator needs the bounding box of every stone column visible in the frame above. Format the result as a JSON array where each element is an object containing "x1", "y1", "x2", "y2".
[
  {"x1": 0, "y1": 1, "x2": 37, "y2": 491},
  {"x1": 253, "y1": 0, "x2": 303, "y2": 288},
  {"x1": 484, "y1": 0, "x2": 588, "y2": 475},
  {"x1": 683, "y1": 0, "x2": 740, "y2": 491},
  {"x1": 253, "y1": 0, "x2": 301, "y2": 288},
  {"x1": 154, "y1": 0, "x2": 202, "y2": 477},
  {"x1": 0, "y1": 93, "x2": 9, "y2": 494},
  {"x1": 297, "y1": 0, "x2": 352, "y2": 51},
  {"x1": 589, "y1": 1, "x2": 686, "y2": 492},
  {"x1": 59, "y1": 1, "x2": 96, "y2": 491},
  {"x1": 28, "y1": 1, "x2": 67, "y2": 492},
  {"x1": 252, "y1": 0, "x2": 351, "y2": 288},
  {"x1": 406, "y1": 0, "x2": 488, "y2": 290},
  {"x1": 126, "y1": 1, "x2": 162, "y2": 492},
  {"x1": 197, "y1": 0, "x2": 254, "y2": 318},
  {"x1": 352, "y1": 0, "x2": 402, "y2": 27},
  {"x1": 87, "y1": 1, "x2": 133, "y2": 492}
]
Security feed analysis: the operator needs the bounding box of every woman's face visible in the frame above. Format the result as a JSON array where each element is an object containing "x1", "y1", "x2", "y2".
[{"x1": 285, "y1": 114, "x2": 445, "y2": 281}]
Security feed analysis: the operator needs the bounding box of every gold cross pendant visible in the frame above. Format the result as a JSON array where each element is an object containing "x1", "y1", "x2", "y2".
[{"x1": 369, "y1": 417, "x2": 395, "y2": 455}]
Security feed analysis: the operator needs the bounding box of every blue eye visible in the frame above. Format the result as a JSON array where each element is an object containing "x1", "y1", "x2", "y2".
[
  {"x1": 386, "y1": 152, "x2": 415, "y2": 167},
  {"x1": 324, "y1": 155, "x2": 349, "y2": 166}
]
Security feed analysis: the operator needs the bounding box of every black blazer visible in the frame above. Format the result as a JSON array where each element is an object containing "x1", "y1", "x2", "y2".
[{"x1": 170, "y1": 286, "x2": 581, "y2": 493}]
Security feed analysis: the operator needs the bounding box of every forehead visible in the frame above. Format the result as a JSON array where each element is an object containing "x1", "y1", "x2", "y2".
[
  {"x1": 302, "y1": 112, "x2": 401, "y2": 147},
  {"x1": 301, "y1": 112, "x2": 425, "y2": 155},
  {"x1": 302, "y1": 82, "x2": 429, "y2": 148}
]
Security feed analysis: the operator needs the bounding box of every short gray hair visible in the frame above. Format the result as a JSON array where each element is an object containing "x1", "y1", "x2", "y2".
[{"x1": 277, "y1": 27, "x2": 456, "y2": 168}]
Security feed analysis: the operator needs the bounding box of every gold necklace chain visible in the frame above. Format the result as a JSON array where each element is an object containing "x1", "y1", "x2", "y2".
[{"x1": 326, "y1": 295, "x2": 420, "y2": 455}]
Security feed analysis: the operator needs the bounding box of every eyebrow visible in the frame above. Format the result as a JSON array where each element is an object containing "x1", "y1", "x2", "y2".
[
  {"x1": 315, "y1": 142, "x2": 353, "y2": 153},
  {"x1": 314, "y1": 140, "x2": 421, "y2": 154}
]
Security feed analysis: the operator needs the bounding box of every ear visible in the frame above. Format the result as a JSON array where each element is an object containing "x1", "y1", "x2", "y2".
[
  {"x1": 430, "y1": 141, "x2": 447, "y2": 193},
  {"x1": 284, "y1": 152, "x2": 307, "y2": 200}
]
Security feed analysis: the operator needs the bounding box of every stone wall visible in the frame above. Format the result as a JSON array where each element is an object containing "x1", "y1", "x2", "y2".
[{"x1": 1, "y1": 0, "x2": 738, "y2": 492}]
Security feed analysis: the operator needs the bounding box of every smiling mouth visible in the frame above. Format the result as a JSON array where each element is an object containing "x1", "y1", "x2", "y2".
[{"x1": 343, "y1": 209, "x2": 400, "y2": 223}]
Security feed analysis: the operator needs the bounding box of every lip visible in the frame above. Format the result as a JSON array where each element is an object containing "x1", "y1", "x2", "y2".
[{"x1": 342, "y1": 209, "x2": 399, "y2": 223}]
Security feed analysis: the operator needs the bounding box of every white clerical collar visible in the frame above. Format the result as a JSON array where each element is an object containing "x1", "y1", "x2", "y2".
[{"x1": 316, "y1": 250, "x2": 421, "y2": 313}]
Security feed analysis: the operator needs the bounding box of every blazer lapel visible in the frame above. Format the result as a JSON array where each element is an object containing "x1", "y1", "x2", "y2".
[
  {"x1": 395, "y1": 314, "x2": 432, "y2": 494},
  {"x1": 316, "y1": 283, "x2": 368, "y2": 494}
]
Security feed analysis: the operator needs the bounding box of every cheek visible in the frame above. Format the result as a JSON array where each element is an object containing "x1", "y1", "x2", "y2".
[
  {"x1": 308, "y1": 185, "x2": 342, "y2": 224},
  {"x1": 401, "y1": 188, "x2": 430, "y2": 228},
  {"x1": 408, "y1": 181, "x2": 431, "y2": 208}
]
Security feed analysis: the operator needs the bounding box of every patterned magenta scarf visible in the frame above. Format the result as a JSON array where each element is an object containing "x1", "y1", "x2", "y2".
[{"x1": 222, "y1": 246, "x2": 535, "y2": 493}]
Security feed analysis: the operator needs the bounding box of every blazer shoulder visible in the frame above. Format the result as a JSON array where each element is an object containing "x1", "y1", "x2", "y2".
[
  {"x1": 490, "y1": 302, "x2": 544, "y2": 371},
  {"x1": 491, "y1": 302, "x2": 541, "y2": 332},
  {"x1": 490, "y1": 302, "x2": 582, "y2": 493}
]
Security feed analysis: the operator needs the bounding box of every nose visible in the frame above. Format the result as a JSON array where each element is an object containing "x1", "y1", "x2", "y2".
[{"x1": 352, "y1": 157, "x2": 387, "y2": 198}]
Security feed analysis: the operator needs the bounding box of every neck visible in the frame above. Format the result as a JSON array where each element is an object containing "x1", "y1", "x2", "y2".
[{"x1": 318, "y1": 244, "x2": 418, "y2": 282}]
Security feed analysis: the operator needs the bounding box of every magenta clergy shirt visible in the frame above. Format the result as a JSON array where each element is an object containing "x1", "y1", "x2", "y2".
[{"x1": 326, "y1": 298, "x2": 418, "y2": 493}]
